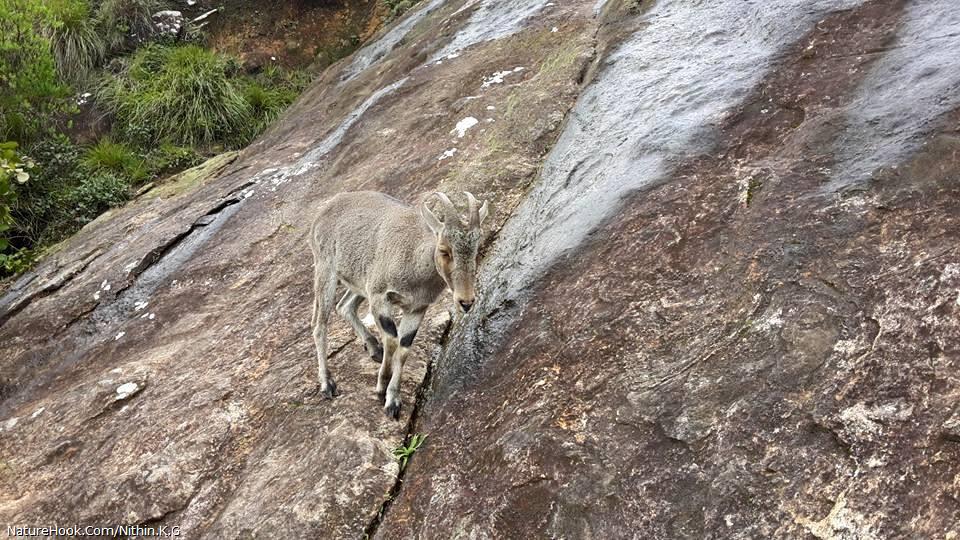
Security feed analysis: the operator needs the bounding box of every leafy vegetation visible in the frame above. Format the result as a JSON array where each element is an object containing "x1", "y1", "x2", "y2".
[
  {"x1": 382, "y1": 0, "x2": 418, "y2": 21},
  {"x1": 10, "y1": 136, "x2": 87, "y2": 247},
  {"x1": 0, "y1": 0, "x2": 312, "y2": 278},
  {"x1": 0, "y1": 0, "x2": 71, "y2": 143},
  {"x1": 0, "y1": 142, "x2": 33, "y2": 273},
  {"x1": 96, "y1": 0, "x2": 164, "y2": 53},
  {"x1": 392, "y1": 433, "x2": 426, "y2": 471},
  {"x1": 67, "y1": 172, "x2": 130, "y2": 223},
  {"x1": 144, "y1": 142, "x2": 203, "y2": 176}
]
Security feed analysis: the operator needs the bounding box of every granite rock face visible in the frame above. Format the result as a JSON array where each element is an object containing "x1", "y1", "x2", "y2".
[{"x1": 2, "y1": 0, "x2": 960, "y2": 538}]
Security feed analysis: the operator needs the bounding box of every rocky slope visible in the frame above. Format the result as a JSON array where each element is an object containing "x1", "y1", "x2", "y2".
[
  {"x1": 191, "y1": 0, "x2": 384, "y2": 70},
  {"x1": 2, "y1": 0, "x2": 960, "y2": 538}
]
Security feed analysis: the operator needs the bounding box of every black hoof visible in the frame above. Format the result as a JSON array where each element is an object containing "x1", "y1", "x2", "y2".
[
  {"x1": 384, "y1": 401, "x2": 401, "y2": 420},
  {"x1": 376, "y1": 388, "x2": 386, "y2": 400},
  {"x1": 364, "y1": 338, "x2": 384, "y2": 363},
  {"x1": 321, "y1": 380, "x2": 338, "y2": 399}
]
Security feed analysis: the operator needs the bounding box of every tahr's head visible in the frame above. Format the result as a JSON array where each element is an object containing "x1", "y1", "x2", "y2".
[{"x1": 421, "y1": 192, "x2": 490, "y2": 313}]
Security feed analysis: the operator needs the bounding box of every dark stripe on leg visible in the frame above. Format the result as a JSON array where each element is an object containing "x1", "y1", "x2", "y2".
[
  {"x1": 400, "y1": 328, "x2": 418, "y2": 348},
  {"x1": 378, "y1": 315, "x2": 398, "y2": 337}
]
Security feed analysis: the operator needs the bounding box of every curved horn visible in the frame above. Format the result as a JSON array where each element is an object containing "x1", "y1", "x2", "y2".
[
  {"x1": 478, "y1": 199, "x2": 489, "y2": 225},
  {"x1": 434, "y1": 192, "x2": 460, "y2": 224},
  {"x1": 420, "y1": 199, "x2": 442, "y2": 233},
  {"x1": 464, "y1": 192, "x2": 479, "y2": 227}
]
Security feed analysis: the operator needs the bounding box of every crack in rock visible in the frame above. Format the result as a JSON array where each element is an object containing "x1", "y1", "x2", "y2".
[
  {"x1": 363, "y1": 314, "x2": 452, "y2": 539},
  {"x1": 0, "y1": 249, "x2": 102, "y2": 328}
]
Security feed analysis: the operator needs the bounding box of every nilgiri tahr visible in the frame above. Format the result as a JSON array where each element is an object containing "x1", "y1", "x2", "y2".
[{"x1": 308, "y1": 191, "x2": 489, "y2": 418}]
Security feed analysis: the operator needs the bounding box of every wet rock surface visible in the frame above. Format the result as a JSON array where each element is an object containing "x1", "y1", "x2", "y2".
[{"x1": 3, "y1": 0, "x2": 960, "y2": 538}]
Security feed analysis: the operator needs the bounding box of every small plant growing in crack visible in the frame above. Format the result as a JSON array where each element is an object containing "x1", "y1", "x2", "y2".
[
  {"x1": 738, "y1": 175, "x2": 763, "y2": 207},
  {"x1": 393, "y1": 433, "x2": 426, "y2": 471}
]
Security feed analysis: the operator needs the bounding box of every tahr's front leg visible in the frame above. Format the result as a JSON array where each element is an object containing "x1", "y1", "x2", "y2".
[
  {"x1": 382, "y1": 309, "x2": 426, "y2": 419},
  {"x1": 371, "y1": 296, "x2": 426, "y2": 419}
]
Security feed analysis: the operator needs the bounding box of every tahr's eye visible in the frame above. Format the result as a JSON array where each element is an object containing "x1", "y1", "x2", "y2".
[{"x1": 439, "y1": 248, "x2": 451, "y2": 258}]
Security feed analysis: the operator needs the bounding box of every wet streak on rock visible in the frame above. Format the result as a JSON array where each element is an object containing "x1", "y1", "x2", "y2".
[
  {"x1": 429, "y1": 0, "x2": 552, "y2": 62},
  {"x1": 824, "y1": 0, "x2": 960, "y2": 191},
  {"x1": 380, "y1": 1, "x2": 960, "y2": 537},
  {"x1": 432, "y1": 0, "x2": 871, "y2": 401},
  {"x1": 340, "y1": 0, "x2": 446, "y2": 83},
  {"x1": 122, "y1": 188, "x2": 252, "y2": 284}
]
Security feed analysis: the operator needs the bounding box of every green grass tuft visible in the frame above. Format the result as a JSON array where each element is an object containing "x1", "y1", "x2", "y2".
[
  {"x1": 44, "y1": 0, "x2": 106, "y2": 83},
  {"x1": 83, "y1": 138, "x2": 147, "y2": 181},
  {"x1": 242, "y1": 65, "x2": 310, "y2": 132},
  {"x1": 98, "y1": 44, "x2": 253, "y2": 148},
  {"x1": 242, "y1": 82, "x2": 285, "y2": 119}
]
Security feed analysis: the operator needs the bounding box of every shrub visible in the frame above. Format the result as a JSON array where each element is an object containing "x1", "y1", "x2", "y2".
[
  {"x1": 383, "y1": 0, "x2": 417, "y2": 21},
  {"x1": 0, "y1": 247, "x2": 35, "y2": 275},
  {"x1": 98, "y1": 44, "x2": 253, "y2": 147},
  {"x1": 7, "y1": 135, "x2": 139, "y2": 262},
  {"x1": 0, "y1": 141, "x2": 36, "y2": 274},
  {"x1": 95, "y1": 0, "x2": 165, "y2": 53},
  {"x1": 67, "y1": 171, "x2": 129, "y2": 223},
  {"x1": 11, "y1": 136, "x2": 84, "y2": 246},
  {"x1": 0, "y1": 0, "x2": 72, "y2": 142},
  {"x1": 83, "y1": 138, "x2": 147, "y2": 181},
  {"x1": 145, "y1": 142, "x2": 202, "y2": 175},
  {"x1": 242, "y1": 65, "x2": 310, "y2": 136},
  {"x1": 44, "y1": 0, "x2": 106, "y2": 84},
  {"x1": 0, "y1": 142, "x2": 29, "y2": 249}
]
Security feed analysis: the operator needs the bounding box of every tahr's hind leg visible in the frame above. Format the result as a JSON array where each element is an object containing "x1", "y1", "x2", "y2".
[
  {"x1": 312, "y1": 264, "x2": 339, "y2": 399},
  {"x1": 337, "y1": 291, "x2": 383, "y2": 363}
]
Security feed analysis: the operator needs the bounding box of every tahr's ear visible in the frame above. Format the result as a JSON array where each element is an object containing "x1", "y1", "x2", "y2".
[
  {"x1": 421, "y1": 200, "x2": 443, "y2": 235},
  {"x1": 478, "y1": 200, "x2": 490, "y2": 226}
]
